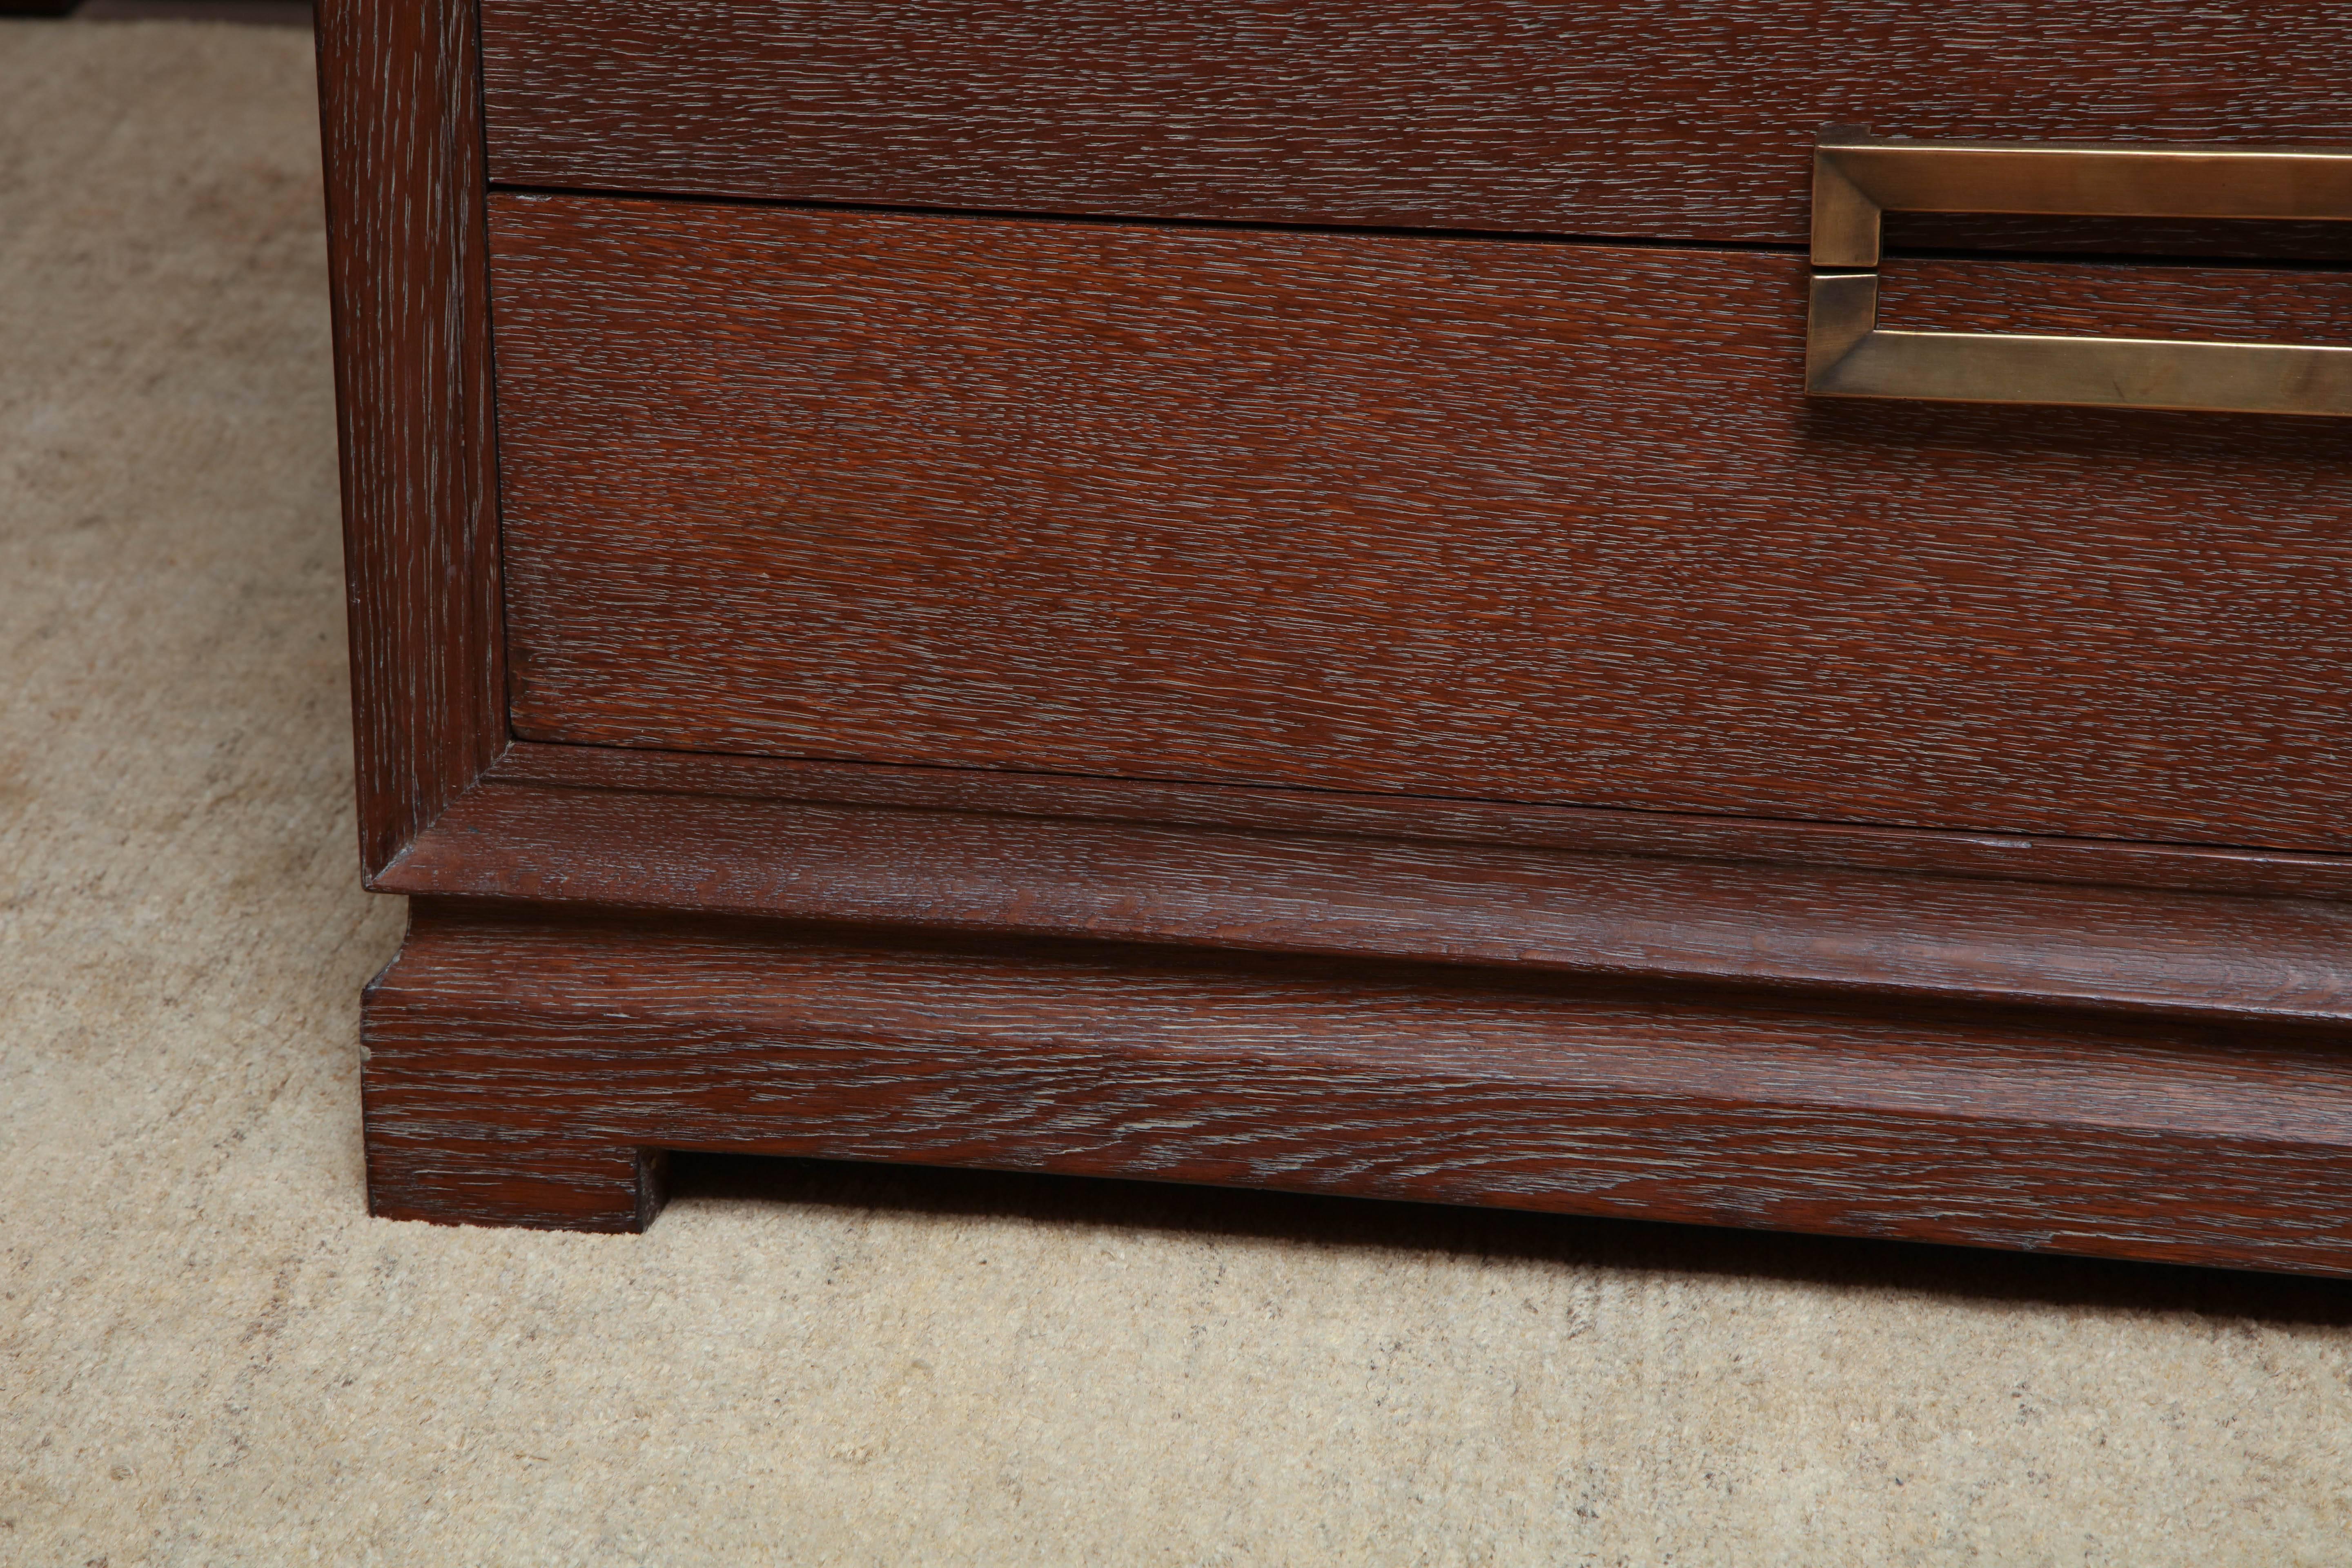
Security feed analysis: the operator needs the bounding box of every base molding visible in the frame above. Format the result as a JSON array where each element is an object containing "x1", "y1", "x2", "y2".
[
  {"x1": 361, "y1": 900, "x2": 2352, "y2": 1274},
  {"x1": 380, "y1": 771, "x2": 2352, "y2": 1031}
]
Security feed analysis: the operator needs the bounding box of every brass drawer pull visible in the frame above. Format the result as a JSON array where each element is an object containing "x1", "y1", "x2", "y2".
[{"x1": 1806, "y1": 131, "x2": 2352, "y2": 416}]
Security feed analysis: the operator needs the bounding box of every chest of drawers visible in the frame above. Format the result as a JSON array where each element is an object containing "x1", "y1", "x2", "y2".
[{"x1": 323, "y1": 0, "x2": 2352, "y2": 1274}]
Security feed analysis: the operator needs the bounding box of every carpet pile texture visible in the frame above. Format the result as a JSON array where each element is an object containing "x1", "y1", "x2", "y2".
[{"x1": 2, "y1": 20, "x2": 2349, "y2": 1564}]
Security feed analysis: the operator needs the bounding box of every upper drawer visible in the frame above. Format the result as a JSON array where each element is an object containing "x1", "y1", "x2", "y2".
[{"x1": 479, "y1": 0, "x2": 2352, "y2": 244}]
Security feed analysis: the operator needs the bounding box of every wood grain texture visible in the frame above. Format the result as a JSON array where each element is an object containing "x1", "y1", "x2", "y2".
[
  {"x1": 488, "y1": 195, "x2": 2352, "y2": 851},
  {"x1": 378, "y1": 777, "x2": 2352, "y2": 1029},
  {"x1": 488, "y1": 742, "x2": 2352, "y2": 902},
  {"x1": 474, "y1": 0, "x2": 2352, "y2": 253},
  {"x1": 316, "y1": 0, "x2": 508, "y2": 876},
  {"x1": 363, "y1": 901, "x2": 2352, "y2": 1274}
]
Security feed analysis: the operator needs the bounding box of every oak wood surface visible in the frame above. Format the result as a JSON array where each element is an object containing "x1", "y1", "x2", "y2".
[
  {"x1": 315, "y1": 0, "x2": 507, "y2": 875},
  {"x1": 332, "y1": 6, "x2": 2352, "y2": 1270},
  {"x1": 488, "y1": 195, "x2": 2352, "y2": 852},
  {"x1": 475, "y1": 0, "x2": 2352, "y2": 253},
  {"x1": 379, "y1": 777, "x2": 2352, "y2": 1030},
  {"x1": 364, "y1": 901, "x2": 2352, "y2": 1274},
  {"x1": 490, "y1": 742, "x2": 2352, "y2": 902}
]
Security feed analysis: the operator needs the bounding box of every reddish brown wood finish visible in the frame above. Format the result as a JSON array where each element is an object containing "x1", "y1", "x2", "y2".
[
  {"x1": 363, "y1": 901, "x2": 2352, "y2": 1276},
  {"x1": 474, "y1": 0, "x2": 2352, "y2": 251},
  {"x1": 316, "y1": 0, "x2": 508, "y2": 875},
  {"x1": 325, "y1": 0, "x2": 2352, "y2": 1272},
  {"x1": 488, "y1": 194, "x2": 2352, "y2": 852},
  {"x1": 380, "y1": 773, "x2": 2352, "y2": 1029},
  {"x1": 487, "y1": 742, "x2": 2352, "y2": 902}
]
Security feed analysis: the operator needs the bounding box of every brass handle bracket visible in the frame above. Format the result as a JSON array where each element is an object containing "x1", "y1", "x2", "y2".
[{"x1": 1804, "y1": 131, "x2": 2352, "y2": 416}]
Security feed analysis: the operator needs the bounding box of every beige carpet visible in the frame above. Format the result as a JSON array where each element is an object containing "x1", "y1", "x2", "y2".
[{"x1": 5, "y1": 20, "x2": 2352, "y2": 1565}]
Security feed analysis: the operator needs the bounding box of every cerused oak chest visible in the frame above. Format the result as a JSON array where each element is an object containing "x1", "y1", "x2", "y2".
[{"x1": 319, "y1": 0, "x2": 2352, "y2": 1274}]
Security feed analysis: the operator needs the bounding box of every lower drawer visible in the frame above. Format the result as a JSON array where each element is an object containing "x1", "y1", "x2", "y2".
[{"x1": 487, "y1": 193, "x2": 2352, "y2": 851}]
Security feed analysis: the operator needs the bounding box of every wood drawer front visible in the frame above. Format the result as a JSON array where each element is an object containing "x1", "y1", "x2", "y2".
[
  {"x1": 477, "y1": 1, "x2": 2352, "y2": 246},
  {"x1": 490, "y1": 193, "x2": 2352, "y2": 852}
]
